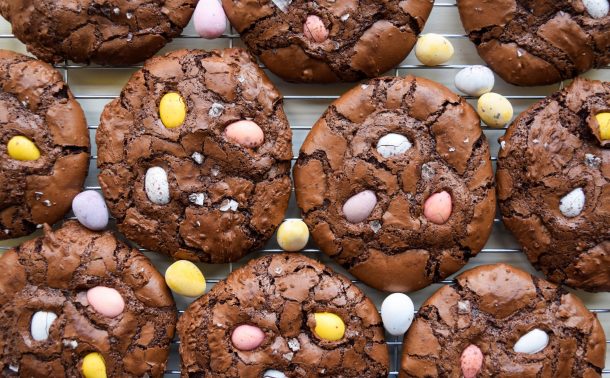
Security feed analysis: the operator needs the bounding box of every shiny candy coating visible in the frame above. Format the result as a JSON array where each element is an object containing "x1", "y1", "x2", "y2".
[
  {"x1": 225, "y1": 120, "x2": 265, "y2": 148},
  {"x1": 423, "y1": 191, "x2": 452, "y2": 225},
  {"x1": 276, "y1": 219, "x2": 309, "y2": 252},
  {"x1": 454, "y1": 65, "x2": 495, "y2": 97},
  {"x1": 460, "y1": 344, "x2": 484, "y2": 378},
  {"x1": 86, "y1": 286, "x2": 125, "y2": 318},
  {"x1": 231, "y1": 324, "x2": 265, "y2": 351},
  {"x1": 477, "y1": 92, "x2": 513, "y2": 128},
  {"x1": 193, "y1": 0, "x2": 227, "y2": 39},
  {"x1": 303, "y1": 15, "x2": 328, "y2": 43},
  {"x1": 159, "y1": 92, "x2": 187, "y2": 129},
  {"x1": 596, "y1": 112, "x2": 610, "y2": 140},
  {"x1": 72, "y1": 191, "x2": 109, "y2": 231},
  {"x1": 313, "y1": 312, "x2": 345, "y2": 341},
  {"x1": 342, "y1": 190, "x2": 377, "y2": 223},
  {"x1": 82, "y1": 352, "x2": 107, "y2": 378},
  {"x1": 380, "y1": 293, "x2": 414, "y2": 336},
  {"x1": 415, "y1": 33, "x2": 454, "y2": 66},
  {"x1": 7, "y1": 135, "x2": 40, "y2": 161},
  {"x1": 145, "y1": 167, "x2": 170, "y2": 205},
  {"x1": 514, "y1": 328, "x2": 549, "y2": 354},
  {"x1": 165, "y1": 260, "x2": 206, "y2": 297},
  {"x1": 30, "y1": 311, "x2": 57, "y2": 341}
]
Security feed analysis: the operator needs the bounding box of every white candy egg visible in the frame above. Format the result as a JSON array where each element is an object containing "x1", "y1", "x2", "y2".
[
  {"x1": 583, "y1": 0, "x2": 609, "y2": 18},
  {"x1": 31, "y1": 311, "x2": 58, "y2": 341},
  {"x1": 376, "y1": 133, "x2": 412, "y2": 158},
  {"x1": 514, "y1": 328, "x2": 549, "y2": 354},
  {"x1": 559, "y1": 188, "x2": 585, "y2": 218},
  {"x1": 264, "y1": 370, "x2": 287, "y2": 378},
  {"x1": 380, "y1": 293, "x2": 415, "y2": 336},
  {"x1": 145, "y1": 167, "x2": 170, "y2": 205},
  {"x1": 454, "y1": 65, "x2": 495, "y2": 97}
]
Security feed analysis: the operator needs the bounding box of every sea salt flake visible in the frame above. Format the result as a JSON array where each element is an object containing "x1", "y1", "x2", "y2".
[
  {"x1": 127, "y1": 33, "x2": 133, "y2": 42},
  {"x1": 237, "y1": 75, "x2": 245, "y2": 83},
  {"x1": 219, "y1": 199, "x2": 238, "y2": 212},
  {"x1": 532, "y1": 138, "x2": 539, "y2": 144},
  {"x1": 271, "y1": 0, "x2": 292, "y2": 12},
  {"x1": 191, "y1": 152, "x2": 203, "y2": 164},
  {"x1": 585, "y1": 153, "x2": 601, "y2": 169},
  {"x1": 189, "y1": 193, "x2": 206, "y2": 206},
  {"x1": 458, "y1": 300, "x2": 470, "y2": 314},
  {"x1": 282, "y1": 352, "x2": 294, "y2": 361},
  {"x1": 340, "y1": 14, "x2": 350, "y2": 21},
  {"x1": 63, "y1": 339, "x2": 78, "y2": 349},
  {"x1": 126, "y1": 12, "x2": 133, "y2": 19},
  {"x1": 8, "y1": 365, "x2": 18, "y2": 372},
  {"x1": 463, "y1": 137, "x2": 469, "y2": 143},
  {"x1": 500, "y1": 141, "x2": 506, "y2": 150},
  {"x1": 448, "y1": 147, "x2": 456, "y2": 152},
  {"x1": 369, "y1": 220, "x2": 381, "y2": 233},
  {"x1": 274, "y1": 267, "x2": 283, "y2": 274},
  {"x1": 113, "y1": 7, "x2": 120, "y2": 15},
  {"x1": 288, "y1": 338, "x2": 300, "y2": 351},
  {"x1": 42, "y1": 200, "x2": 52, "y2": 207},
  {"x1": 421, "y1": 163, "x2": 435, "y2": 180},
  {"x1": 209, "y1": 103, "x2": 224, "y2": 118},
  {"x1": 211, "y1": 167, "x2": 220, "y2": 176}
]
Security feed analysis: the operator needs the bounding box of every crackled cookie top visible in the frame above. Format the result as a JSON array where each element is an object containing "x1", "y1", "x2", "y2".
[
  {"x1": 457, "y1": 0, "x2": 610, "y2": 86},
  {"x1": 0, "y1": 221, "x2": 177, "y2": 377},
  {"x1": 400, "y1": 264, "x2": 607, "y2": 378},
  {"x1": 222, "y1": 0, "x2": 434, "y2": 83},
  {"x1": 293, "y1": 76, "x2": 496, "y2": 292},
  {"x1": 178, "y1": 253, "x2": 389, "y2": 377},
  {"x1": 0, "y1": 0, "x2": 196, "y2": 65},
  {"x1": 497, "y1": 78, "x2": 610, "y2": 292},
  {"x1": 97, "y1": 48, "x2": 293, "y2": 263},
  {"x1": 0, "y1": 50, "x2": 89, "y2": 240}
]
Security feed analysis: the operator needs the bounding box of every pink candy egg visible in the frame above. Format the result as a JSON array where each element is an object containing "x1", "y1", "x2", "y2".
[
  {"x1": 193, "y1": 0, "x2": 227, "y2": 39},
  {"x1": 231, "y1": 324, "x2": 265, "y2": 351},
  {"x1": 423, "y1": 191, "x2": 452, "y2": 224},
  {"x1": 225, "y1": 120, "x2": 265, "y2": 148},
  {"x1": 86, "y1": 286, "x2": 125, "y2": 318},
  {"x1": 461, "y1": 344, "x2": 483, "y2": 378},
  {"x1": 303, "y1": 15, "x2": 328, "y2": 43}
]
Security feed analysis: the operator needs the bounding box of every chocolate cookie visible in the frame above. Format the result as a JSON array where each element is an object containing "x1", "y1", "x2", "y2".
[
  {"x1": 496, "y1": 78, "x2": 610, "y2": 292},
  {"x1": 177, "y1": 253, "x2": 389, "y2": 377},
  {"x1": 400, "y1": 264, "x2": 607, "y2": 377},
  {"x1": 0, "y1": 0, "x2": 196, "y2": 65},
  {"x1": 293, "y1": 76, "x2": 496, "y2": 292},
  {"x1": 97, "y1": 48, "x2": 292, "y2": 263},
  {"x1": 0, "y1": 50, "x2": 89, "y2": 240},
  {"x1": 0, "y1": 221, "x2": 177, "y2": 377},
  {"x1": 222, "y1": 0, "x2": 433, "y2": 83},
  {"x1": 457, "y1": 0, "x2": 610, "y2": 86}
]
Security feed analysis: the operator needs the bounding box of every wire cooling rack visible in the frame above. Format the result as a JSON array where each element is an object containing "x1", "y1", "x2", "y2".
[{"x1": 0, "y1": 1, "x2": 609, "y2": 376}]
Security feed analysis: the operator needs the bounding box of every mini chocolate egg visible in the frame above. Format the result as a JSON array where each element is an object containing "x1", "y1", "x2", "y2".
[
  {"x1": 423, "y1": 191, "x2": 452, "y2": 225},
  {"x1": 30, "y1": 311, "x2": 57, "y2": 341},
  {"x1": 596, "y1": 112, "x2": 610, "y2": 140},
  {"x1": 193, "y1": 0, "x2": 227, "y2": 39},
  {"x1": 342, "y1": 190, "x2": 377, "y2": 223},
  {"x1": 145, "y1": 167, "x2": 170, "y2": 205},
  {"x1": 583, "y1": 0, "x2": 609, "y2": 18},
  {"x1": 415, "y1": 33, "x2": 454, "y2": 66},
  {"x1": 225, "y1": 120, "x2": 265, "y2": 148},
  {"x1": 165, "y1": 260, "x2": 206, "y2": 297},
  {"x1": 477, "y1": 92, "x2": 513, "y2": 128},
  {"x1": 376, "y1": 133, "x2": 412, "y2": 158},
  {"x1": 313, "y1": 312, "x2": 345, "y2": 341},
  {"x1": 454, "y1": 65, "x2": 495, "y2": 97},
  {"x1": 231, "y1": 324, "x2": 265, "y2": 351},
  {"x1": 514, "y1": 328, "x2": 549, "y2": 354},
  {"x1": 87, "y1": 286, "x2": 125, "y2": 318},
  {"x1": 7, "y1": 135, "x2": 40, "y2": 161},
  {"x1": 263, "y1": 370, "x2": 287, "y2": 378},
  {"x1": 380, "y1": 293, "x2": 414, "y2": 336},
  {"x1": 72, "y1": 191, "x2": 109, "y2": 231},
  {"x1": 159, "y1": 92, "x2": 186, "y2": 129},
  {"x1": 461, "y1": 344, "x2": 483, "y2": 378},
  {"x1": 82, "y1": 352, "x2": 106, "y2": 378},
  {"x1": 304, "y1": 15, "x2": 328, "y2": 43},
  {"x1": 559, "y1": 188, "x2": 585, "y2": 218},
  {"x1": 276, "y1": 219, "x2": 309, "y2": 252}
]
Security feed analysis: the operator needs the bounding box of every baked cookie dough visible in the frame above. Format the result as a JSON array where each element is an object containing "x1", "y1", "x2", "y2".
[
  {"x1": 222, "y1": 0, "x2": 434, "y2": 83},
  {"x1": 0, "y1": 0, "x2": 196, "y2": 65},
  {"x1": 457, "y1": 0, "x2": 610, "y2": 86},
  {"x1": 0, "y1": 221, "x2": 177, "y2": 377},
  {"x1": 400, "y1": 264, "x2": 607, "y2": 377},
  {"x1": 97, "y1": 48, "x2": 293, "y2": 263},
  {"x1": 497, "y1": 77, "x2": 610, "y2": 292},
  {"x1": 178, "y1": 253, "x2": 389, "y2": 377},
  {"x1": 0, "y1": 50, "x2": 89, "y2": 240},
  {"x1": 293, "y1": 76, "x2": 496, "y2": 292}
]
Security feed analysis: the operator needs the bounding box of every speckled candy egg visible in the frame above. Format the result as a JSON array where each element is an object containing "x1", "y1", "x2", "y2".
[
  {"x1": 72, "y1": 191, "x2": 109, "y2": 231},
  {"x1": 477, "y1": 92, "x2": 513, "y2": 127},
  {"x1": 583, "y1": 0, "x2": 609, "y2": 18},
  {"x1": 225, "y1": 120, "x2": 265, "y2": 148},
  {"x1": 380, "y1": 293, "x2": 414, "y2": 336}
]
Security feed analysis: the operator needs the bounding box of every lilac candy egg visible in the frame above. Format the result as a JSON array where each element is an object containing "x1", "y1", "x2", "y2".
[
  {"x1": 343, "y1": 190, "x2": 377, "y2": 223},
  {"x1": 194, "y1": 0, "x2": 227, "y2": 39},
  {"x1": 72, "y1": 190, "x2": 109, "y2": 231}
]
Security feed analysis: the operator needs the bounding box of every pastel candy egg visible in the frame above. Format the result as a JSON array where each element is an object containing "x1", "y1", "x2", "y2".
[
  {"x1": 263, "y1": 370, "x2": 287, "y2": 378},
  {"x1": 596, "y1": 112, "x2": 610, "y2": 140},
  {"x1": 225, "y1": 120, "x2": 265, "y2": 148},
  {"x1": 193, "y1": 0, "x2": 227, "y2": 39},
  {"x1": 82, "y1": 352, "x2": 106, "y2": 378},
  {"x1": 231, "y1": 324, "x2": 265, "y2": 351},
  {"x1": 583, "y1": 0, "x2": 609, "y2": 18},
  {"x1": 424, "y1": 191, "x2": 452, "y2": 225},
  {"x1": 277, "y1": 219, "x2": 309, "y2": 252},
  {"x1": 30, "y1": 311, "x2": 58, "y2": 341},
  {"x1": 376, "y1": 133, "x2": 412, "y2": 158},
  {"x1": 380, "y1": 293, "x2": 414, "y2": 336},
  {"x1": 313, "y1": 312, "x2": 345, "y2": 341},
  {"x1": 165, "y1": 260, "x2": 206, "y2": 297},
  {"x1": 477, "y1": 92, "x2": 513, "y2": 128},
  {"x1": 159, "y1": 92, "x2": 186, "y2": 129},
  {"x1": 415, "y1": 33, "x2": 454, "y2": 66},
  {"x1": 87, "y1": 286, "x2": 125, "y2": 318},
  {"x1": 514, "y1": 328, "x2": 549, "y2": 354},
  {"x1": 460, "y1": 344, "x2": 483, "y2": 378},
  {"x1": 454, "y1": 65, "x2": 495, "y2": 97},
  {"x1": 145, "y1": 167, "x2": 170, "y2": 205},
  {"x1": 7, "y1": 135, "x2": 40, "y2": 161},
  {"x1": 559, "y1": 188, "x2": 585, "y2": 217},
  {"x1": 304, "y1": 15, "x2": 328, "y2": 43},
  {"x1": 343, "y1": 190, "x2": 377, "y2": 223},
  {"x1": 72, "y1": 191, "x2": 109, "y2": 231}
]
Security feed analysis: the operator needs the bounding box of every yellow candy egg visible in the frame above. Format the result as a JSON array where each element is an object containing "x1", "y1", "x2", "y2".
[
  {"x1": 7, "y1": 136, "x2": 40, "y2": 161},
  {"x1": 82, "y1": 352, "x2": 106, "y2": 378},
  {"x1": 277, "y1": 219, "x2": 309, "y2": 252},
  {"x1": 165, "y1": 260, "x2": 206, "y2": 297},
  {"x1": 159, "y1": 92, "x2": 187, "y2": 129},
  {"x1": 477, "y1": 92, "x2": 513, "y2": 128},
  {"x1": 596, "y1": 112, "x2": 610, "y2": 140},
  {"x1": 415, "y1": 33, "x2": 454, "y2": 66},
  {"x1": 314, "y1": 312, "x2": 345, "y2": 341}
]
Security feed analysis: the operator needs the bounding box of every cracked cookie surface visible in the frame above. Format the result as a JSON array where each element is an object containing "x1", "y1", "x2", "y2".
[
  {"x1": 222, "y1": 0, "x2": 433, "y2": 83},
  {"x1": 497, "y1": 78, "x2": 610, "y2": 292},
  {"x1": 177, "y1": 253, "x2": 389, "y2": 377},
  {"x1": 293, "y1": 76, "x2": 496, "y2": 292},
  {"x1": 0, "y1": 221, "x2": 177, "y2": 377},
  {"x1": 400, "y1": 264, "x2": 606, "y2": 377},
  {"x1": 0, "y1": 0, "x2": 196, "y2": 65},
  {"x1": 97, "y1": 48, "x2": 293, "y2": 263},
  {"x1": 0, "y1": 50, "x2": 89, "y2": 240},
  {"x1": 457, "y1": 0, "x2": 610, "y2": 86}
]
